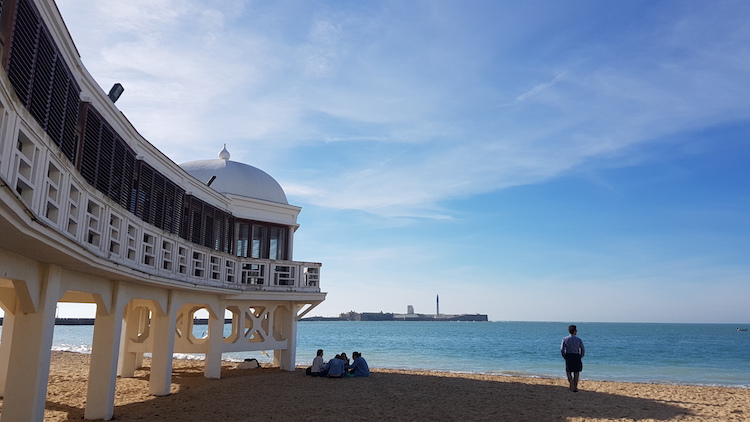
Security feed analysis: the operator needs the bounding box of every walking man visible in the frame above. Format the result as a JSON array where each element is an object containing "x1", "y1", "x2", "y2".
[{"x1": 561, "y1": 325, "x2": 585, "y2": 392}]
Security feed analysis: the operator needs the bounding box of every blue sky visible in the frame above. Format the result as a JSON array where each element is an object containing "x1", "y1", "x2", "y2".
[{"x1": 53, "y1": 0, "x2": 749, "y2": 323}]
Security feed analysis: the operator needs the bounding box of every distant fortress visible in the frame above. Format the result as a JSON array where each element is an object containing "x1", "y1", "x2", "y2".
[{"x1": 301, "y1": 295, "x2": 489, "y2": 322}]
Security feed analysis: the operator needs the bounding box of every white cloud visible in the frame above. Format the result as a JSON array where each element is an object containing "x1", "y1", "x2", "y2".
[
  {"x1": 56, "y1": 0, "x2": 750, "y2": 217},
  {"x1": 503, "y1": 72, "x2": 566, "y2": 105}
]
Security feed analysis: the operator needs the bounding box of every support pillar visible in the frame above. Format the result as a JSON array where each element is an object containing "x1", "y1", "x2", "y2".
[
  {"x1": 134, "y1": 307, "x2": 148, "y2": 369},
  {"x1": 0, "y1": 311, "x2": 16, "y2": 396},
  {"x1": 1, "y1": 265, "x2": 61, "y2": 422},
  {"x1": 118, "y1": 304, "x2": 146, "y2": 377},
  {"x1": 84, "y1": 287, "x2": 127, "y2": 420},
  {"x1": 274, "y1": 303, "x2": 297, "y2": 371},
  {"x1": 149, "y1": 298, "x2": 176, "y2": 396},
  {"x1": 204, "y1": 311, "x2": 224, "y2": 379}
]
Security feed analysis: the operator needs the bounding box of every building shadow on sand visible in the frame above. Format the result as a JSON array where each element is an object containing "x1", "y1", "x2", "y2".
[{"x1": 42, "y1": 366, "x2": 694, "y2": 421}]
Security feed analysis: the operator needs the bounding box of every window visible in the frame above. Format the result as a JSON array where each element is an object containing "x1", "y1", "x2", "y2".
[
  {"x1": 269, "y1": 227, "x2": 285, "y2": 260},
  {"x1": 251, "y1": 225, "x2": 266, "y2": 258},
  {"x1": 236, "y1": 222, "x2": 249, "y2": 257},
  {"x1": 234, "y1": 220, "x2": 287, "y2": 259}
]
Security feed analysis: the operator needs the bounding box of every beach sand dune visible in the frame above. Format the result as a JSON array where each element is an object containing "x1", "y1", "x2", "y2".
[{"x1": 3, "y1": 352, "x2": 747, "y2": 421}]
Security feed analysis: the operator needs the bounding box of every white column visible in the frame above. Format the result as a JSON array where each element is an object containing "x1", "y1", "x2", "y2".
[
  {"x1": 272, "y1": 306, "x2": 282, "y2": 367},
  {"x1": 134, "y1": 307, "x2": 148, "y2": 369},
  {"x1": 0, "y1": 311, "x2": 16, "y2": 396},
  {"x1": 275, "y1": 303, "x2": 297, "y2": 371},
  {"x1": 204, "y1": 311, "x2": 224, "y2": 379},
  {"x1": 0, "y1": 286, "x2": 19, "y2": 397},
  {"x1": 1, "y1": 266, "x2": 61, "y2": 422},
  {"x1": 149, "y1": 298, "x2": 176, "y2": 396},
  {"x1": 118, "y1": 304, "x2": 144, "y2": 377},
  {"x1": 84, "y1": 288, "x2": 126, "y2": 420}
]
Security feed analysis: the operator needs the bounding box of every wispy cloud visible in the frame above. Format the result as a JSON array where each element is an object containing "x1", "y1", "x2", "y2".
[
  {"x1": 57, "y1": 0, "x2": 750, "y2": 218},
  {"x1": 497, "y1": 72, "x2": 567, "y2": 107}
]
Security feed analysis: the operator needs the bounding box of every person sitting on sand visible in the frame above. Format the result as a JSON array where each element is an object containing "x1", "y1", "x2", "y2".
[
  {"x1": 348, "y1": 351, "x2": 370, "y2": 377},
  {"x1": 561, "y1": 325, "x2": 585, "y2": 392},
  {"x1": 326, "y1": 354, "x2": 346, "y2": 378},
  {"x1": 340, "y1": 352, "x2": 350, "y2": 367},
  {"x1": 307, "y1": 349, "x2": 327, "y2": 376}
]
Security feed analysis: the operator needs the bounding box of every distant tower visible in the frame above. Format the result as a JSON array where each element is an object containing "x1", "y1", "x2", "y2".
[
  {"x1": 407, "y1": 305, "x2": 414, "y2": 314},
  {"x1": 436, "y1": 294, "x2": 440, "y2": 316}
]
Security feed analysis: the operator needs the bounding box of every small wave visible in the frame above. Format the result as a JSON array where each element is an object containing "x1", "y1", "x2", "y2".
[
  {"x1": 172, "y1": 353, "x2": 205, "y2": 361},
  {"x1": 52, "y1": 345, "x2": 92, "y2": 354},
  {"x1": 489, "y1": 370, "x2": 555, "y2": 379}
]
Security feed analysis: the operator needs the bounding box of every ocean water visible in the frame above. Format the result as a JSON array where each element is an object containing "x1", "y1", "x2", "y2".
[
  {"x1": 10, "y1": 321, "x2": 749, "y2": 387},
  {"x1": 293, "y1": 321, "x2": 750, "y2": 387}
]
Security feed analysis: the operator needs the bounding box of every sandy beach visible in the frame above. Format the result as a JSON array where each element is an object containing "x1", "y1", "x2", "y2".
[{"x1": 4, "y1": 351, "x2": 747, "y2": 421}]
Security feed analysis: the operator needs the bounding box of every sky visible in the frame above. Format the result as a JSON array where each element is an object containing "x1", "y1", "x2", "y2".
[{"x1": 51, "y1": 0, "x2": 749, "y2": 323}]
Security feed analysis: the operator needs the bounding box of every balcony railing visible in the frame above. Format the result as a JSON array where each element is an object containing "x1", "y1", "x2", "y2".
[{"x1": 0, "y1": 110, "x2": 321, "y2": 293}]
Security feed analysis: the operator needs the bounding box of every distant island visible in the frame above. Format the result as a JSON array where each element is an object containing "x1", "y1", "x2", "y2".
[
  {"x1": 0, "y1": 318, "x2": 97, "y2": 326},
  {"x1": 301, "y1": 295, "x2": 488, "y2": 322},
  {"x1": 301, "y1": 311, "x2": 488, "y2": 322}
]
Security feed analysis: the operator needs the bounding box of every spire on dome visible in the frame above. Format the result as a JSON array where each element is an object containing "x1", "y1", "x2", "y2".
[{"x1": 218, "y1": 144, "x2": 230, "y2": 160}]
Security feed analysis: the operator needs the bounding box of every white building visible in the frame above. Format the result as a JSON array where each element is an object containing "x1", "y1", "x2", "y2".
[{"x1": 0, "y1": 0, "x2": 325, "y2": 420}]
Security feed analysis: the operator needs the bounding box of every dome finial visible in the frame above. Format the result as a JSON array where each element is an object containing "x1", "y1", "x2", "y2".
[{"x1": 218, "y1": 144, "x2": 230, "y2": 160}]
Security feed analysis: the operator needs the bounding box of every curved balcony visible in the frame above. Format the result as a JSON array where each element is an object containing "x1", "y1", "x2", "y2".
[{"x1": 0, "y1": 93, "x2": 321, "y2": 294}]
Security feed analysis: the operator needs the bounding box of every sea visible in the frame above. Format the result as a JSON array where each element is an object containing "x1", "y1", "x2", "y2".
[{"x1": 17, "y1": 321, "x2": 750, "y2": 388}]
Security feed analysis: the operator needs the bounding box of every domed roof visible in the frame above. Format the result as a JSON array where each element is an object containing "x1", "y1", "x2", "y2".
[{"x1": 179, "y1": 146, "x2": 288, "y2": 204}]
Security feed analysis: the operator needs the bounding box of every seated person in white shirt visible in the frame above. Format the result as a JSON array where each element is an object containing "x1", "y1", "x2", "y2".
[{"x1": 307, "y1": 349, "x2": 327, "y2": 376}]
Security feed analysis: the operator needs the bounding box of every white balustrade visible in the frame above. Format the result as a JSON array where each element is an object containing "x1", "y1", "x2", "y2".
[{"x1": 0, "y1": 115, "x2": 321, "y2": 292}]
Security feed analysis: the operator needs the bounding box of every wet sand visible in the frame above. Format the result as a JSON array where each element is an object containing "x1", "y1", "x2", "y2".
[{"x1": 6, "y1": 351, "x2": 749, "y2": 421}]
